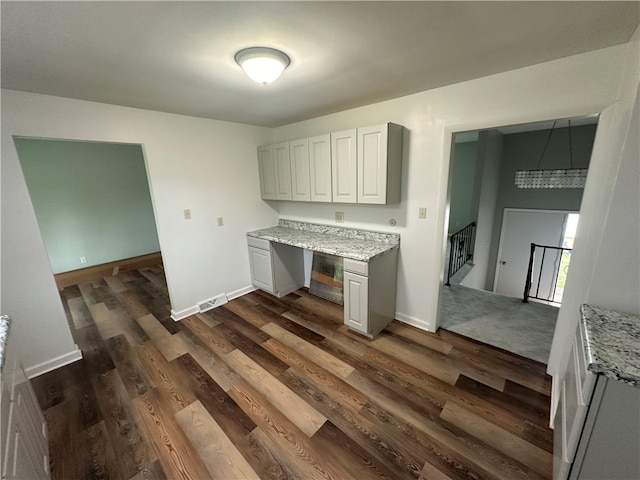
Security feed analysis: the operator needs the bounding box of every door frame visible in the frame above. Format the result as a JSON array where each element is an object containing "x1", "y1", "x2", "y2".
[{"x1": 493, "y1": 208, "x2": 579, "y2": 294}]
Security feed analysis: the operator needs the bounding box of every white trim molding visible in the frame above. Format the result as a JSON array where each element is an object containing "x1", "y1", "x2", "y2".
[
  {"x1": 171, "y1": 286, "x2": 256, "y2": 321},
  {"x1": 25, "y1": 345, "x2": 83, "y2": 379},
  {"x1": 395, "y1": 312, "x2": 434, "y2": 333},
  {"x1": 170, "y1": 305, "x2": 199, "y2": 321},
  {"x1": 197, "y1": 293, "x2": 228, "y2": 313},
  {"x1": 227, "y1": 285, "x2": 256, "y2": 301}
]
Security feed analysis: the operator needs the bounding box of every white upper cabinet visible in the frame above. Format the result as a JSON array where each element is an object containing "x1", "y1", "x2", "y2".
[
  {"x1": 257, "y1": 123, "x2": 402, "y2": 204},
  {"x1": 331, "y1": 129, "x2": 357, "y2": 203},
  {"x1": 289, "y1": 138, "x2": 311, "y2": 201},
  {"x1": 257, "y1": 144, "x2": 277, "y2": 200},
  {"x1": 308, "y1": 134, "x2": 332, "y2": 202},
  {"x1": 273, "y1": 142, "x2": 292, "y2": 200},
  {"x1": 357, "y1": 123, "x2": 403, "y2": 205}
]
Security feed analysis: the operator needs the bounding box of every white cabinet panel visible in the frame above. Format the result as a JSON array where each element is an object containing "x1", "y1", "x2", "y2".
[
  {"x1": 1, "y1": 342, "x2": 49, "y2": 480},
  {"x1": 290, "y1": 139, "x2": 311, "y2": 201},
  {"x1": 308, "y1": 135, "x2": 332, "y2": 202},
  {"x1": 258, "y1": 123, "x2": 402, "y2": 204},
  {"x1": 573, "y1": 377, "x2": 640, "y2": 479},
  {"x1": 273, "y1": 142, "x2": 292, "y2": 200},
  {"x1": 247, "y1": 237, "x2": 304, "y2": 298},
  {"x1": 257, "y1": 145, "x2": 277, "y2": 200},
  {"x1": 343, "y1": 250, "x2": 398, "y2": 338},
  {"x1": 248, "y1": 245, "x2": 274, "y2": 293},
  {"x1": 344, "y1": 272, "x2": 368, "y2": 334},
  {"x1": 7, "y1": 429, "x2": 41, "y2": 480},
  {"x1": 554, "y1": 320, "x2": 639, "y2": 480},
  {"x1": 331, "y1": 129, "x2": 357, "y2": 203},
  {"x1": 358, "y1": 125, "x2": 387, "y2": 204},
  {"x1": 257, "y1": 142, "x2": 292, "y2": 201},
  {"x1": 357, "y1": 123, "x2": 403, "y2": 205}
]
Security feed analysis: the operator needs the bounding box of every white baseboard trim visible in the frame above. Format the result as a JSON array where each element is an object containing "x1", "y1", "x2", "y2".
[
  {"x1": 227, "y1": 285, "x2": 255, "y2": 301},
  {"x1": 171, "y1": 305, "x2": 199, "y2": 321},
  {"x1": 172, "y1": 286, "x2": 256, "y2": 321},
  {"x1": 25, "y1": 346, "x2": 83, "y2": 379},
  {"x1": 197, "y1": 293, "x2": 228, "y2": 313},
  {"x1": 395, "y1": 312, "x2": 435, "y2": 333}
]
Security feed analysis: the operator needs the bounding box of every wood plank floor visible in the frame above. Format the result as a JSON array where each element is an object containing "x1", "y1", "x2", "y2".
[{"x1": 32, "y1": 266, "x2": 553, "y2": 480}]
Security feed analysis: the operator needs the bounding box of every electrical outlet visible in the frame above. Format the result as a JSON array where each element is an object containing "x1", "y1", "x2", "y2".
[
  {"x1": 80, "y1": 256, "x2": 88, "y2": 264},
  {"x1": 335, "y1": 211, "x2": 344, "y2": 223},
  {"x1": 217, "y1": 217, "x2": 224, "y2": 226},
  {"x1": 418, "y1": 207, "x2": 427, "y2": 219},
  {"x1": 183, "y1": 209, "x2": 191, "y2": 220}
]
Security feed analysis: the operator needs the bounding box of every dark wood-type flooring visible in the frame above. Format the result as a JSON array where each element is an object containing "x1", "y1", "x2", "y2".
[{"x1": 32, "y1": 266, "x2": 553, "y2": 480}]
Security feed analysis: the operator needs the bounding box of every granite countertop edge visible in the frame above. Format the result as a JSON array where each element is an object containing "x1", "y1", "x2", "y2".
[
  {"x1": 0, "y1": 315, "x2": 10, "y2": 372},
  {"x1": 247, "y1": 220, "x2": 400, "y2": 262},
  {"x1": 580, "y1": 304, "x2": 640, "y2": 388}
]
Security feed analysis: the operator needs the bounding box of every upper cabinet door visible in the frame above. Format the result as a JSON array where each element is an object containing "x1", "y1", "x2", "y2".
[
  {"x1": 257, "y1": 144, "x2": 277, "y2": 200},
  {"x1": 331, "y1": 129, "x2": 357, "y2": 203},
  {"x1": 289, "y1": 139, "x2": 311, "y2": 201},
  {"x1": 357, "y1": 123, "x2": 403, "y2": 204},
  {"x1": 308, "y1": 134, "x2": 332, "y2": 202},
  {"x1": 273, "y1": 142, "x2": 292, "y2": 200}
]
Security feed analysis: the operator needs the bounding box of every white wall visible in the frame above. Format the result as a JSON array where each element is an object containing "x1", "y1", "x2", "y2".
[
  {"x1": 272, "y1": 44, "x2": 629, "y2": 333},
  {"x1": 1, "y1": 91, "x2": 274, "y2": 374},
  {"x1": 547, "y1": 30, "x2": 639, "y2": 418},
  {"x1": 586, "y1": 85, "x2": 639, "y2": 314}
]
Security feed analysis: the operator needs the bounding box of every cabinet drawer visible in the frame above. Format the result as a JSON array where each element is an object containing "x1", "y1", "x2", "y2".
[
  {"x1": 247, "y1": 236, "x2": 271, "y2": 251},
  {"x1": 344, "y1": 258, "x2": 368, "y2": 276}
]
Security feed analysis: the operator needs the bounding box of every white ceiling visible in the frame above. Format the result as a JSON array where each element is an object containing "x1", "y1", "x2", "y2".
[{"x1": 2, "y1": 2, "x2": 639, "y2": 128}]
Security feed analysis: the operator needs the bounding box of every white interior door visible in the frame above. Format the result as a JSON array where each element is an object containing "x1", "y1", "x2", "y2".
[{"x1": 494, "y1": 209, "x2": 567, "y2": 299}]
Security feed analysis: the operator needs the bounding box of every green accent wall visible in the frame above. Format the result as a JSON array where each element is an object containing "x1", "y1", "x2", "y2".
[{"x1": 14, "y1": 138, "x2": 160, "y2": 273}]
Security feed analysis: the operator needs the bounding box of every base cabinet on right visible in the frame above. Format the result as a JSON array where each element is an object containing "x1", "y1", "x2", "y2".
[
  {"x1": 343, "y1": 250, "x2": 398, "y2": 338},
  {"x1": 553, "y1": 321, "x2": 640, "y2": 480},
  {"x1": 571, "y1": 377, "x2": 640, "y2": 479}
]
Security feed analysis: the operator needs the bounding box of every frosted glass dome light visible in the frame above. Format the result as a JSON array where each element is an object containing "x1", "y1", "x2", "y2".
[{"x1": 235, "y1": 47, "x2": 290, "y2": 85}]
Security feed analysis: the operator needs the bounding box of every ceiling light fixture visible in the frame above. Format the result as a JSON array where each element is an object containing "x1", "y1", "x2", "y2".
[
  {"x1": 515, "y1": 119, "x2": 588, "y2": 189},
  {"x1": 235, "y1": 47, "x2": 290, "y2": 85}
]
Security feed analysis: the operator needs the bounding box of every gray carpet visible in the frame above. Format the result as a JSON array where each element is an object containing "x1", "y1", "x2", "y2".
[{"x1": 439, "y1": 283, "x2": 558, "y2": 364}]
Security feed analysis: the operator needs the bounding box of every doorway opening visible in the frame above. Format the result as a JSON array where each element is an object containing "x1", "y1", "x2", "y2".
[
  {"x1": 13, "y1": 137, "x2": 163, "y2": 288},
  {"x1": 495, "y1": 208, "x2": 578, "y2": 305},
  {"x1": 438, "y1": 116, "x2": 596, "y2": 364}
]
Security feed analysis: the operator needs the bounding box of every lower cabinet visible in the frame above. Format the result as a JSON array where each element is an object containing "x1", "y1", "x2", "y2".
[
  {"x1": 343, "y1": 250, "x2": 398, "y2": 338},
  {"x1": 1, "y1": 342, "x2": 49, "y2": 480},
  {"x1": 553, "y1": 321, "x2": 640, "y2": 480},
  {"x1": 247, "y1": 235, "x2": 399, "y2": 337},
  {"x1": 247, "y1": 236, "x2": 304, "y2": 298},
  {"x1": 344, "y1": 272, "x2": 369, "y2": 332}
]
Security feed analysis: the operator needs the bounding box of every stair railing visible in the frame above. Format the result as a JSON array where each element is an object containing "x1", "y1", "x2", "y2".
[
  {"x1": 523, "y1": 243, "x2": 572, "y2": 303},
  {"x1": 445, "y1": 221, "x2": 476, "y2": 286}
]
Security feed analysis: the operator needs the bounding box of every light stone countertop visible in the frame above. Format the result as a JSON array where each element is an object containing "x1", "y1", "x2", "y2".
[
  {"x1": 580, "y1": 304, "x2": 640, "y2": 388},
  {"x1": 0, "y1": 315, "x2": 10, "y2": 371},
  {"x1": 247, "y1": 219, "x2": 400, "y2": 262}
]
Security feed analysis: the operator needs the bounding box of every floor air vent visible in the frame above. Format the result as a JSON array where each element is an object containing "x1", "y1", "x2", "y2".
[{"x1": 198, "y1": 294, "x2": 228, "y2": 313}]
